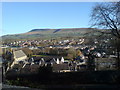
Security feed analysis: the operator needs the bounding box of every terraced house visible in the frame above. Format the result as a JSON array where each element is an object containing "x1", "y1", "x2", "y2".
[
  {"x1": 13, "y1": 50, "x2": 27, "y2": 63},
  {"x1": 10, "y1": 50, "x2": 28, "y2": 68}
]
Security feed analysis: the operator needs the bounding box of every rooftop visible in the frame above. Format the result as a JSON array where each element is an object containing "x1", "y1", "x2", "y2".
[{"x1": 14, "y1": 50, "x2": 27, "y2": 58}]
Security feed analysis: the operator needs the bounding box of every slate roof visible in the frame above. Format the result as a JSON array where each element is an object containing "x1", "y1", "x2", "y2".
[
  {"x1": 52, "y1": 63, "x2": 69, "y2": 72},
  {"x1": 20, "y1": 64, "x2": 40, "y2": 73},
  {"x1": 14, "y1": 50, "x2": 27, "y2": 58},
  {"x1": 12, "y1": 64, "x2": 23, "y2": 69}
]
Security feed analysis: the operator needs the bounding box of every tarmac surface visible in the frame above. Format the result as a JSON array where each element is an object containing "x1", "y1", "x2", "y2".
[
  {"x1": 1, "y1": 84, "x2": 42, "y2": 90},
  {"x1": 1, "y1": 84, "x2": 120, "y2": 90}
]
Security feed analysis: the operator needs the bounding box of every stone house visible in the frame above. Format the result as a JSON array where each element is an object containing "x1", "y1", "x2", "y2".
[
  {"x1": 13, "y1": 50, "x2": 27, "y2": 63},
  {"x1": 95, "y1": 57, "x2": 117, "y2": 70}
]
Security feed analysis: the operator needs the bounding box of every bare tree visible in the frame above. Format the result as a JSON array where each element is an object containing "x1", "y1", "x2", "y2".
[
  {"x1": 91, "y1": 2, "x2": 120, "y2": 38},
  {"x1": 90, "y1": 2, "x2": 120, "y2": 69},
  {"x1": 110, "y1": 37, "x2": 120, "y2": 70},
  {"x1": 67, "y1": 48, "x2": 77, "y2": 60}
]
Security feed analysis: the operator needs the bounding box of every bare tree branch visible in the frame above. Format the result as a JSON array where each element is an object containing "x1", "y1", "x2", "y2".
[{"x1": 90, "y1": 2, "x2": 120, "y2": 39}]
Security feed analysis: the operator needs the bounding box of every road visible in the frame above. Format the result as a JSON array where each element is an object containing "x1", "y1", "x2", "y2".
[{"x1": 1, "y1": 84, "x2": 43, "y2": 90}]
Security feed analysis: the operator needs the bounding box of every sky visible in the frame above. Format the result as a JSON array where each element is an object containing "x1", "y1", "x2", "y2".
[{"x1": 2, "y1": 2, "x2": 96, "y2": 35}]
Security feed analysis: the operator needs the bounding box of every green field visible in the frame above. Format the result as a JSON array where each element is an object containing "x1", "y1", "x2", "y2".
[{"x1": 32, "y1": 55, "x2": 48, "y2": 57}]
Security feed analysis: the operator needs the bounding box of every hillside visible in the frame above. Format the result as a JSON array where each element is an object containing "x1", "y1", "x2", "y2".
[{"x1": 1, "y1": 28, "x2": 104, "y2": 40}]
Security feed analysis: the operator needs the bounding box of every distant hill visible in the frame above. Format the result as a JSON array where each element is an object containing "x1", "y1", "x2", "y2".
[{"x1": 1, "y1": 28, "x2": 105, "y2": 41}]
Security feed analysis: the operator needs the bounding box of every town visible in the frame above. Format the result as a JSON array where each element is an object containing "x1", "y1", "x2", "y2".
[{"x1": 1, "y1": 36, "x2": 118, "y2": 76}]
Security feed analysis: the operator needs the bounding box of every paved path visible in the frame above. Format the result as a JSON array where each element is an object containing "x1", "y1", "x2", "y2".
[
  {"x1": 1, "y1": 83, "x2": 43, "y2": 90},
  {"x1": 1, "y1": 83, "x2": 120, "y2": 90}
]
